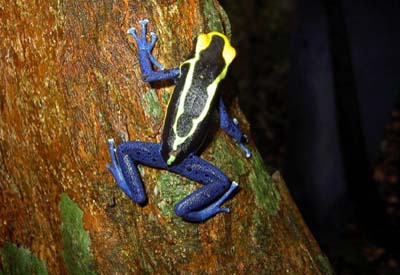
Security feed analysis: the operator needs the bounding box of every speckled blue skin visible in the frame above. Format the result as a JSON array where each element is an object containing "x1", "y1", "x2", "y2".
[{"x1": 106, "y1": 19, "x2": 251, "y2": 222}]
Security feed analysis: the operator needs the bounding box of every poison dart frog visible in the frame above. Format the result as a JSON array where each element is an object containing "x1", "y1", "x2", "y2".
[{"x1": 106, "y1": 19, "x2": 251, "y2": 222}]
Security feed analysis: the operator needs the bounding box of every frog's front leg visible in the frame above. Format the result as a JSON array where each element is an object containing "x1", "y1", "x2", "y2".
[
  {"x1": 218, "y1": 98, "x2": 251, "y2": 158},
  {"x1": 170, "y1": 156, "x2": 239, "y2": 222},
  {"x1": 127, "y1": 19, "x2": 179, "y2": 82}
]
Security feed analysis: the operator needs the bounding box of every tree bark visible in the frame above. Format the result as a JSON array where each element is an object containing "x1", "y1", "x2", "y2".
[{"x1": 0, "y1": 0, "x2": 333, "y2": 274}]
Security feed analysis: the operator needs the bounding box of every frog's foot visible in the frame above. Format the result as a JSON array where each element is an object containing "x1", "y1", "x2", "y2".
[
  {"x1": 232, "y1": 118, "x2": 251, "y2": 158},
  {"x1": 219, "y1": 98, "x2": 252, "y2": 158},
  {"x1": 197, "y1": 181, "x2": 238, "y2": 218},
  {"x1": 175, "y1": 181, "x2": 239, "y2": 222},
  {"x1": 106, "y1": 139, "x2": 126, "y2": 188},
  {"x1": 126, "y1": 19, "x2": 179, "y2": 82},
  {"x1": 106, "y1": 139, "x2": 146, "y2": 204},
  {"x1": 127, "y1": 19, "x2": 164, "y2": 70}
]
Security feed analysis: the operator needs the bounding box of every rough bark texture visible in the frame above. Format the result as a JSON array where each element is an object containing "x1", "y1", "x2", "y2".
[{"x1": 0, "y1": 0, "x2": 333, "y2": 274}]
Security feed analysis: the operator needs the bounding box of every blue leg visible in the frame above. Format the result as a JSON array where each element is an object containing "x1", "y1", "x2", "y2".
[
  {"x1": 106, "y1": 139, "x2": 167, "y2": 205},
  {"x1": 127, "y1": 19, "x2": 179, "y2": 82},
  {"x1": 219, "y1": 98, "x2": 251, "y2": 158},
  {"x1": 106, "y1": 139, "x2": 238, "y2": 222},
  {"x1": 170, "y1": 155, "x2": 239, "y2": 222}
]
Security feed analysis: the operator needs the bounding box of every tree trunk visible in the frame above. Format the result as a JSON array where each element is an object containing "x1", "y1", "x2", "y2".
[{"x1": 0, "y1": 0, "x2": 334, "y2": 274}]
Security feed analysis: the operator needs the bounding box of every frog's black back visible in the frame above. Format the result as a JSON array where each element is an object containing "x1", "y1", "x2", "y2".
[{"x1": 161, "y1": 34, "x2": 232, "y2": 165}]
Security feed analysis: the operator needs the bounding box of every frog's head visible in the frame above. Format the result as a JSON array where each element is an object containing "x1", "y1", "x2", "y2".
[{"x1": 195, "y1": 32, "x2": 236, "y2": 69}]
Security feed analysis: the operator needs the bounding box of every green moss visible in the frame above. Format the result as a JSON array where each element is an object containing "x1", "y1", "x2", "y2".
[
  {"x1": 231, "y1": 156, "x2": 247, "y2": 176},
  {"x1": 142, "y1": 89, "x2": 162, "y2": 121},
  {"x1": 248, "y1": 150, "x2": 281, "y2": 215},
  {"x1": 59, "y1": 193, "x2": 96, "y2": 275},
  {"x1": 210, "y1": 137, "x2": 249, "y2": 180},
  {"x1": 161, "y1": 88, "x2": 171, "y2": 105},
  {"x1": 155, "y1": 171, "x2": 196, "y2": 220},
  {"x1": 0, "y1": 242, "x2": 48, "y2": 275},
  {"x1": 202, "y1": 0, "x2": 224, "y2": 33}
]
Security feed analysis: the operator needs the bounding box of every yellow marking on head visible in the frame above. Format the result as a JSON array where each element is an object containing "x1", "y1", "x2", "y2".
[
  {"x1": 196, "y1": 32, "x2": 236, "y2": 65},
  {"x1": 196, "y1": 33, "x2": 212, "y2": 52}
]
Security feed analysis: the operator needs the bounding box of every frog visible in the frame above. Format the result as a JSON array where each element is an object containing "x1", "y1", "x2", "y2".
[{"x1": 106, "y1": 19, "x2": 251, "y2": 222}]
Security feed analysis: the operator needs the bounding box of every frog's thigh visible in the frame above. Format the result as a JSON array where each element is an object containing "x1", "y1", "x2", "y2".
[
  {"x1": 117, "y1": 141, "x2": 167, "y2": 169},
  {"x1": 115, "y1": 141, "x2": 167, "y2": 204},
  {"x1": 169, "y1": 155, "x2": 234, "y2": 222}
]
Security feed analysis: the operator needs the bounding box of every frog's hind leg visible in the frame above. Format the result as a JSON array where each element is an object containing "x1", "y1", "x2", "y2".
[
  {"x1": 106, "y1": 139, "x2": 167, "y2": 205},
  {"x1": 170, "y1": 155, "x2": 239, "y2": 222}
]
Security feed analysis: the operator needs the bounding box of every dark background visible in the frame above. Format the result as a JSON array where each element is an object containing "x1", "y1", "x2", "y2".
[{"x1": 220, "y1": 0, "x2": 400, "y2": 274}]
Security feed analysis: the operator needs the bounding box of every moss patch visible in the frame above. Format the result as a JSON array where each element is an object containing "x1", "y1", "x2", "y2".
[
  {"x1": 161, "y1": 88, "x2": 171, "y2": 105},
  {"x1": 202, "y1": 0, "x2": 224, "y2": 32},
  {"x1": 155, "y1": 171, "x2": 196, "y2": 220},
  {"x1": 248, "y1": 150, "x2": 281, "y2": 215},
  {"x1": 0, "y1": 242, "x2": 48, "y2": 275},
  {"x1": 142, "y1": 89, "x2": 162, "y2": 122},
  {"x1": 200, "y1": 0, "x2": 232, "y2": 38},
  {"x1": 210, "y1": 137, "x2": 249, "y2": 180},
  {"x1": 59, "y1": 193, "x2": 96, "y2": 275}
]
